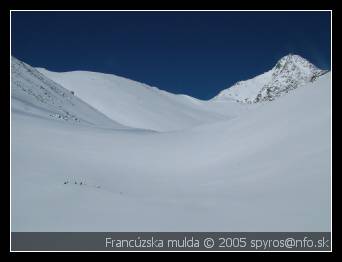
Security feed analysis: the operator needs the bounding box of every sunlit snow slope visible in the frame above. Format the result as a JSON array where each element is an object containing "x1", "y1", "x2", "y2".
[{"x1": 36, "y1": 68, "x2": 250, "y2": 131}]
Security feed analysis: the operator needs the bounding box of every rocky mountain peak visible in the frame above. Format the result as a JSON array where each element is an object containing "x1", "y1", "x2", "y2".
[{"x1": 213, "y1": 54, "x2": 328, "y2": 103}]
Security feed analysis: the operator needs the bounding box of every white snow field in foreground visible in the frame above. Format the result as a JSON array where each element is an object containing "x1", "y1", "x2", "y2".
[{"x1": 11, "y1": 57, "x2": 331, "y2": 232}]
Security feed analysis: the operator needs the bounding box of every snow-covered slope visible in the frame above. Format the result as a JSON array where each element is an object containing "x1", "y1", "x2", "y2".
[
  {"x1": 11, "y1": 57, "x2": 125, "y2": 129},
  {"x1": 213, "y1": 54, "x2": 328, "y2": 103},
  {"x1": 36, "y1": 68, "x2": 249, "y2": 131},
  {"x1": 11, "y1": 68, "x2": 331, "y2": 232}
]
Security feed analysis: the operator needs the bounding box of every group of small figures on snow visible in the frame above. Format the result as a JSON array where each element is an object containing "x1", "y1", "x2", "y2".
[{"x1": 63, "y1": 179, "x2": 101, "y2": 188}]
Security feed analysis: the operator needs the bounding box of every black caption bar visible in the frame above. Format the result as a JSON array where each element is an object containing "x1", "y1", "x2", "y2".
[{"x1": 11, "y1": 232, "x2": 331, "y2": 251}]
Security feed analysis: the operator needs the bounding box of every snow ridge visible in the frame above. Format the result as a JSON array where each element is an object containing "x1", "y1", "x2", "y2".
[{"x1": 11, "y1": 56, "x2": 124, "y2": 128}]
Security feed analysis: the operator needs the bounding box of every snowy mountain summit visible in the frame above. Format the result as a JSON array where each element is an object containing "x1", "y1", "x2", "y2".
[{"x1": 213, "y1": 54, "x2": 328, "y2": 103}]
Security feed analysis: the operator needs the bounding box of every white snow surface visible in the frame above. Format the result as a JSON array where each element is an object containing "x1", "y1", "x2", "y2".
[
  {"x1": 36, "y1": 68, "x2": 250, "y2": 131},
  {"x1": 11, "y1": 57, "x2": 331, "y2": 232}
]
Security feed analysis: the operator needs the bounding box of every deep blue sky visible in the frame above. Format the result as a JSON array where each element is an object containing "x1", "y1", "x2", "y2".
[{"x1": 11, "y1": 11, "x2": 331, "y2": 100}]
